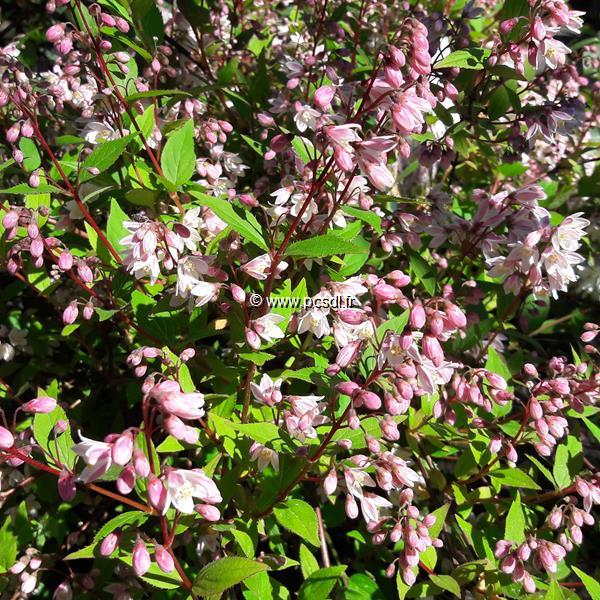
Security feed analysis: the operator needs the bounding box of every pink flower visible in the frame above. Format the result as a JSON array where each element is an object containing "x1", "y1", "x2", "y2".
[
  {"x1": 0, "y1": 426, "x2": 15, "y2": 449},
  {"x1": 250, "y1": 373, "x2": 283, "y2": 406},
  {"x1": 150, "y1": 380, "x2": 205, "y2": 420},
  {"x1": 73, "y1": 434, "x2": 113, "y2": 483}
]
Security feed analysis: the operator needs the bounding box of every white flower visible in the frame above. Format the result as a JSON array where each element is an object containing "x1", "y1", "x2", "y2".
[
  {"x1": 249, "y1": 443, "x2": 280, "y2": 471},
  {"x1": 536, "y1": 38, "x2": 570, "y2": 71},
  {"x1": 73, "y1": 434, "x2": 112, "y2": 483},
  {"x1": 241, "y1": 254, "x2": 288, "y2": 281},
  {"x1": 297, "y1": 291, "x2": 332, "y2": 338},
  {"x1": 83, "y1": 121, "x2": 124, "y2": 145},
  {"x1": 294, "y1": 105, "x2": 320, "y2": 132},
  {"x1": 252, "y1": 313, "x2": 286, "y2": 344},
  {"x1": 0, "y1": 342, "x2": 15, "y2": 362},
  {"x1": 552, "y1": 212, "x2": 589, "y2": 252},
  {"x1": 164, "y1": 468, "x2": 222, "y2": 514}
]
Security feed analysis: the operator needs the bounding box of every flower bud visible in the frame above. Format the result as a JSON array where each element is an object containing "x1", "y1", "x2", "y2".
[
  {"x1": 58, "y1": 470, "x2": 76, "y2": 501},
  {"x1": 116, "y1": 466, "x2": 136, "y2": 495},
  {"x1": 154, "y1": 545, "x2": 175, "y2": 573},
  {"x1": 323, "y1": 469, "x2": 337, "y2": 495},
  {"x1": 345, "y1": 493, "x2": 359, "y2": 518},
  {"x1": 147, "y1": 475, "x2": 167, "y2": 512},
  {"x1": 115, "y1": 17, "x2": 130, "y2": 32},
  {"x1": 231, "y1": 284, "x2": 246, "y2": 303},
  {"x1": 410, "y1": 303, "x2": 426, "y2": 329},
  {"x1": 53, "y1": 580, "x2": 72, "y2": 600},
  {"x1": 23, "y1": 396, "x2": 57, "y2": 413},
  {"x1": 132, "y1": 539, "x2": 151, "y2": 576},
  {"x1": 62, "y1": 302, "x2": 78, "y2": 325},
  {"x1": 112, "y1": 433, "x2": 133, "y2": 466},
  {"x1": 245, "y1": 328, "x2": 261, "y2": 350},
  {"x1": 100, "y1": 532, "x2": 120, "y2": 556},
  {"x1": 0, "y1": 426, "x2": 15, "y2": 449},
  {"x1": 359, "y1": 390, "x2": 381, "y2": 410},
  {"x1": 133, "y1": 449, "x2": 150, "y2": 477},
  {"x1": 314, "y1": 85, "x2": 335, "y2": 110},
  {"x1": 195, "y1": 503, "x2": 221, "y2": 521},
  {"x1": 45, "y1": 24, "x2": 65, "y2": 42}
]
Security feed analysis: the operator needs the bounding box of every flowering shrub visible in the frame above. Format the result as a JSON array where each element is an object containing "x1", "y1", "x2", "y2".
[{"x1": 0, "y1": 0, "x2": 600, "y2": 597}]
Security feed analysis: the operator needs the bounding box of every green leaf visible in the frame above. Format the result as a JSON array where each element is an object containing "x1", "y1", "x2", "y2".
[
  {"x1": 119, "y1": 554, "x2": 182, "y2": 589},
  {"x1": 93, "y1": 511, "x2": 150, "y2": 542},
  {"x1": 342, "y1": 206, "x2": 383, "y2": 233},
  {"x1": 485, "y1": 347, "x2": 512, "y2": 382},
  {"x1": 19, "y1": 137, "x2": 41, "y2": 172},
  {"x1": 491, "y1": 468, "x2": 541, "y2": 490},
  {"x1": 189, "y1": 190, "x2": 268, "y2": 251},
  {"x1": 299, "y1": 544, "x2": 319, "y2": 578},
  {"x1": 0, "y1": 518, "x2": 17, "y2": 573},
  {"x1": 427, "y1": 504, "x2": 450, "y2": 539},
  {"x1": 285, "y1": 233, "x2": 369, "y2": 259},
  {"x1": 0, "y1": 183, "x2": 60, "y2": 194},
  {"x1": 572, "y1": 567, "x2": 600, "y2": 599},
  {"x1": 429, "y1": 574, "x2": 460, "y2": 598},
  {"x1": 33, "y1": 406, "x2": 77, "y2": 469},
  {"x1": 504, "y1": 494, "x2": 526, "y2": 544},
  {"x1": 434, "y1": 48, "x2": 490, "y2": 70},
  {"x1": 396, "y1": 568, "x2": 416, "y2": 599},
  {"x1": 544, "y1": 578, "x2": 565, "y2": 600},
  {"x1": 553, "y1": 443, "x2": 571, "y2": 489},
  {"x1": 81, "y1": 134, "x2": 134, "y2": 178},
  {"x1": 297, "y1": 566, "x2": 347, "y2": 600},
  {"x1": 106, "y1": 198, "x2": 130, "y2": 255},
  {"x1": 161, "y1": 119, "x2": 196, "y2": 187},
  {"x1": 407, "y1": 250, "x2": 435, "y2": 296},
  {"x1": 273, "y1": 499, "x2": 320, "y2": 546},
  {"x1": 582, "y1": 417, "x2": 600, "y2": 444},
  {"x1": 125, "y1": 89, "x2": 192, "y2": 102},
  {"x1": 193, "y1": 557, "x2": 269, "y2": 596},
  {"x1": 526, "y1": 454, "x2": 556, "y2": 487}
]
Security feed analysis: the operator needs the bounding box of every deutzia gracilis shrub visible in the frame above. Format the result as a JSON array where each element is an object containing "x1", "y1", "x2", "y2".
[{"x1": 0, "y1": 0, "x2": 599, "y2": 598}]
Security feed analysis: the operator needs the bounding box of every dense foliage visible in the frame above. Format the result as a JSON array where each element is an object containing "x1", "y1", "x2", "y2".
[{"x1": 0, "y1": 0, "x2": 599, "y2": 598}]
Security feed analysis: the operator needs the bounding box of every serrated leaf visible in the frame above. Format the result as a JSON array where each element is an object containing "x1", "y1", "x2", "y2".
[
  {"x1": 299, "y1": 544, "x2": 319, "y2": 578},
  {"x1": 285, "y1": 233, "x2": 369, "y2": 258},
  {"x1": 273, "y1": 499, "x2": 320, "y2": 546},
  {"x1": 504, "y1": 494, "x2": 526, "y2": 544},
  {"x1": 193, "y1": 557, "x2": 269, "y2": 596},
  {"x1": 297, "y1": 566, "x2": 347, "y2": 600},
  {"x1": 342, "y1": 206, "x2": 383, "y2": 233},
  {"x1": 189, "y1": 190, "x2": 268, "y2": 251},
  {"x1": 161, "y1": 119, "x2": 196, "y2": 186},
  {"x1": 81, "y1": 134, "x2": 134, "y2": 179}
]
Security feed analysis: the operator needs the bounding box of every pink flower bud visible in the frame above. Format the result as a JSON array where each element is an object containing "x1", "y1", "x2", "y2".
[
  {"x1": 195, "y1": 503, "x2": 221, "y2": 521},
  {"x1": 45, "y1": 24, "x2": 65, "y2": 42},
  {"x1": 30, "y1": 236, "x2": 44, "y2": 258},
  {"x1": 112, "y1": 433, "x2": 133, "y2": 466},
  {"x1": 445, "y1": 303, "x2": 467, "y2": 328},
  {"x1": 373, "y1": 283, "x2": 399, "y2": 302},
  {"x1": 115, "y1": 17, "x2": 130, "y2": 32},
  {"x1": 324, "y1": 469, "x2": 337, "y2": 495},
  {"x1": 58, "y1": 470, "x2": 76, "y2": 501},
  {"x1": 245, "y1": 328, "x2": 261, "y2": 350},
  {"x1": 116, "y1": 466, "x2": 136, "y2": 495},
  {"x1": 2, "y1": 210, "x2": 19, "y2": 229},
  {"x1": 335, "y1": 340, "x2": 362, "y2": 368},
  {"x1": 82, "y1": 303, "x2": 94, "y2": 320},
  {"x1": 62, "y1": 302, "x2": 78, "y2": 325},
  {"x1": 314, "y1": 85, "x2": 335, "y2": 110},
  {"x1": 485, "y1": 371, "x2": 507, "y2": 390},
  {"x1": 422, "y1": 335, "x2": 443, "y2": 366},
  {"x1": 231, "y1": 284, "x2": 246, "y2": 303},
  {"x1": 147, "y1": 475, "x2": 167, "y2": 512},
  {"x1": 101, "y1": 13, "x2": 116, "y2": 27},
  {"x1": 0, "y1": 426, "x2": 15, "y2": 449},
  {"x1": 410, "y1": 303, "x2": 426, "y2": 329},
  {"x1": 54, "y1": 420, "x2": 68, "y2": 435},
  {"x1": 154, "y1": 545, "x2": 174, "y2": 573},
  {"x1": 151, "y1": 58, "x2": 161, "y2": 74},
  {"x1": 58, "y1": 251, "x2": 73, "y2": 271},
  {"x1": 133, "y1": 449, "x2": 150, "y2": 478},
  {"x1": 270, "y1": 133, "x2": 291, "y2": 153},
  {"x1": 100, "y1": 532, "x2": 120, "y2": 556},
  {"x1": 77, "y1": 261, "x2": 94, "y2": 283},
  {"x1": 359, "y1": 390, "x2": 382, "y2": 410},
  {"x1": 338, "y1": 309, "x2": 367, "y2": 325},
  {"x1": 23, "y1": 396, "x2": 57, "y2": 414},
  {"x1": 29, "y1": 172, "x2": 40, "y2": 188},
  {"x1": 132, "y1": 539, "x2": 151, "y2": 576}
]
